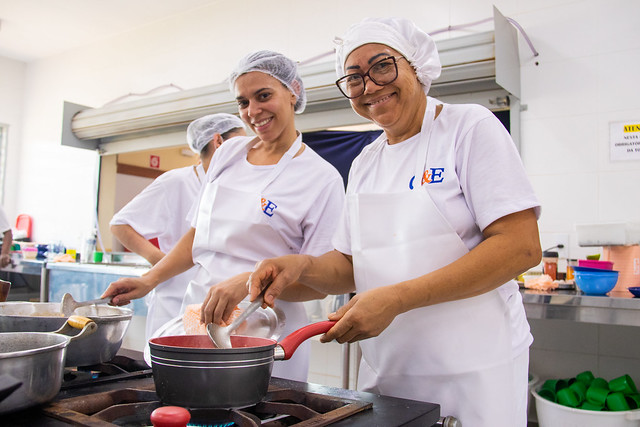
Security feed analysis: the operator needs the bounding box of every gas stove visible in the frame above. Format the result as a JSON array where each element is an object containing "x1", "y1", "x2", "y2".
[{"x1": 3, "y1": 350, "x2": 440, "y2": 426}]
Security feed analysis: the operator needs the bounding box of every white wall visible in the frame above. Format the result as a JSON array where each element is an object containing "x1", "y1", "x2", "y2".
[
  {"x1": 3, "y1": 0, "x2": 638, "y2": 253},
  {"x1": 0, "y1": 56, "x2": 26, "y2": 219}
]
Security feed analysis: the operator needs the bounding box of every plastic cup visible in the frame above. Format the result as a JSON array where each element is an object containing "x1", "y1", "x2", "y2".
[
  {"x1": 538, "y1": 388, "x2": 556, "y2": 401},
  {"x1": 580, "y1": 401, "x2": 604, "y2": 411},
  {"x1": 569, "y1": 381, "x2": 587, "y2": 403},
  {"x1": 625, "y1": 393, "x2": 640, "y2": 409},
  {"x1": 576, "y1": 371, "x2": 595, "y2": 386},
  {"x1": 609, "y1": 374, "x2": 637, "y2": 394},
  {"x1": 586, "y1": 385, "x2": 610, "y2": 406},
  {"x1": 542, "y1": 379, "x2": 569, "y2": 393},
  {"x1": 557, "y1": 388, "x2": 580, "y2": 407},
  {"x1": 592, "y1": 377, "x2": 609, "y2": 390},
  {"x1": 93, "y1": 251, "x2": 104, "y2": 263},
  {"x1": 607, "y1": 391, "x2": 631, "y2": 411}
]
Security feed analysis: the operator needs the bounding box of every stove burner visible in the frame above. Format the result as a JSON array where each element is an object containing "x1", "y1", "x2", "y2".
[
  {"x1": 61, "y1": 355, "x2": 153, "y2": 390},
  {"x1": 42, "y1": 384, "x2": 372, "y2": 426}
]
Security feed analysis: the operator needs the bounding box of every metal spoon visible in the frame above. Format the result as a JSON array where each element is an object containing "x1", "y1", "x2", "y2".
[
  {"x1": 60, "y1": 293, "x2": 112, "y2": 316},
  {"x1": 206, "y1": 291, "x2": 266, "y2": 349}
]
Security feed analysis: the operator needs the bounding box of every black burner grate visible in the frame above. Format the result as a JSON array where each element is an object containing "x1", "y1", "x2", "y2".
[{"x1": 42, "y1": 384, "x2": 373, "y2": 426}]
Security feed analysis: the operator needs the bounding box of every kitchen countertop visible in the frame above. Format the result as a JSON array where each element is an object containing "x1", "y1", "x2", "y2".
[
  {"x1": 520, "y1": 288, "x2": 640, "y2": 327},
  {"x1": 46, "y1": 260, "x2": 149, "y2": 276}
]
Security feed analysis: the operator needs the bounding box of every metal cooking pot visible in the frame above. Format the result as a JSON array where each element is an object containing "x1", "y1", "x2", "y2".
[
  {"x1": 0, "y1": 315, "x2": 97, "y2": 414},
  {"x1": 149, "y1": 320, "x2": 335, "y2": 408},
  {"x1": 0, "y1": 301, "x2": 132, "y2": 366}
]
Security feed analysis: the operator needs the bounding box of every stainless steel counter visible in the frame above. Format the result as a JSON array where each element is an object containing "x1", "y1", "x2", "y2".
[
  {"x1": 520, "y1": 288, "x2": 640, "y2": 327},
  {"x1": 46, "y1": 261, "x2": 149, "y2": 276}
]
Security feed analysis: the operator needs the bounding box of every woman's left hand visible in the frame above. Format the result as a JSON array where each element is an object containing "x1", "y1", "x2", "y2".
[
  {"x1": 200, "y1": 272, "x2": 251, "y2": 326},
  {"x1": 321, "y1": 286, "x2": 403, "y2": 344}
]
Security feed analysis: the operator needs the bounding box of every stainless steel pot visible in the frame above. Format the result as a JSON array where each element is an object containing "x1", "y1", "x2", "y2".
[
  {"x1": 149, "y1": 320, "x2": 335, "y2": 408},
  {"x1": 0, "y1": 301, "x2": 132, "y2": 366},
  {"x1": 0, "y1": 316, "x2": 96, "y2": 414}
]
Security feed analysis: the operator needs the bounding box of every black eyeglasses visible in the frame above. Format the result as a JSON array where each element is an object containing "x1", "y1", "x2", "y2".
[{"x1": 336, "y1": 56, "x2": 405, "y2": 99}]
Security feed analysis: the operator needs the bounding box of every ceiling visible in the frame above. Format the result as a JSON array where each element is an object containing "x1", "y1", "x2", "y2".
[{"x1": 0, "y1": 0, "x2": 219, "y2": 62}]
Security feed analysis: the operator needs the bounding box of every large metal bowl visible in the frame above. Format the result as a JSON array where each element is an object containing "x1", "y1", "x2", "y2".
[
  {"x1": 0, "y1": 302, "x2": 132, "y2": 366},
  {"x1": 0, "y1": 316, "x2": 96, "y2": 414}
]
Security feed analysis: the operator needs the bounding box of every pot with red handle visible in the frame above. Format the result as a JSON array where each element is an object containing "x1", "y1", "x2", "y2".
[{"x1": 148, "y1": 320, "x2": 335, "y2": 408}]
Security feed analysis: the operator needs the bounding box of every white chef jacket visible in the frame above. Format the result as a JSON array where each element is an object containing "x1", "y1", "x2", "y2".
[
  {"x1": 111, "y1": 164, "x2": 205, "y2": 338},
  {"x1": 333, "y1": 100, "x2": 541, "y2": 357},
  {"x1": 189, "y1": 135, "x2": 346, "y2": 263}
]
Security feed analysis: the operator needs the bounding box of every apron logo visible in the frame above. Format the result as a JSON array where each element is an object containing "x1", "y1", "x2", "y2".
[
  {"x1": 261, "y1": 197, "x2": 278, "y2": 217},
  {"x1": 409, "y1": 168, "x2": 446, "y2": 189}
]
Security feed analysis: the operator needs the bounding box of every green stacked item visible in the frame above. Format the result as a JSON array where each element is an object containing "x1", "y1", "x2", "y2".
[{"x1": 538, "y1": 371, "x2": 640, "y2": 411}]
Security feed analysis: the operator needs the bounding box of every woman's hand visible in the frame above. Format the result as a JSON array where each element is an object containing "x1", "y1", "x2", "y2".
[
  {"x1": 320, "y1": 286, "x2": 403, "y2": 344},
  {"x1": 0, "y1": 254, "x2": 11, "y2": 268},
  {"x1": 101, "y1": 276, "x2": 155, "y2": 306},
  {"x1": 248, "y1": 255, "x2": 312, "y2": 307},
  {"x1": 201, "y1": 272, "x2": 251, "y2": 326}
]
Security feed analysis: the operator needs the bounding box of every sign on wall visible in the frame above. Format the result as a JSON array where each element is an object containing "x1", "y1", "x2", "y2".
[{"x1": 610, "y1": 121, "x2": 640, "y2": 161}]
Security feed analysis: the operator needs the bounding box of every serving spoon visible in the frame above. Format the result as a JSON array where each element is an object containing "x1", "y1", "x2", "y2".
[
  {"x1": 207, "y1": 290, "x2": 266, "y2": 349},
  {"x1": 60, "y1": 293, "x2": 112, "y2": 316}
]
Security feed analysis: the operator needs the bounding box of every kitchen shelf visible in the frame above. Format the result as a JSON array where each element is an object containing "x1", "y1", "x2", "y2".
[{"x1": 520, "y1": 289, "x2": 640, "y2": 327}]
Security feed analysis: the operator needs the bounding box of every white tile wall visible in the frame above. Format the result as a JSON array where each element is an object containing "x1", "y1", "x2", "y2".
[{"x1": 529, "y1": 319, "x2": 640, "y2": 385}]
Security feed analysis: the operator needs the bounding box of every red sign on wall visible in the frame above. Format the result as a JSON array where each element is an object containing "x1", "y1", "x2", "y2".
[{"x1": 150, "y1": 155, "x2": 160, "y2": 169}]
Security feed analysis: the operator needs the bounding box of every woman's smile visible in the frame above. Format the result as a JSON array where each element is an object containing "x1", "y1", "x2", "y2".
[{"x1": 363, "y1": 92, "x2": 396, "y2": 107}]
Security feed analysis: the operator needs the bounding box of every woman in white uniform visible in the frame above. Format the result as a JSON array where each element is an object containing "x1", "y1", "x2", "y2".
[
  {"x1": 248, "y1": 18, "x2": 542, "y2": 426},
  {"x1": 109, "y1": 113, "x2": 246, "y2": 339},
  {"x1": 104, "y1": 51, "x2": 345, "y2": 381}
]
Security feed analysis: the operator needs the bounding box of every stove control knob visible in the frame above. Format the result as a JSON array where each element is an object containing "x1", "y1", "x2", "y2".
[
  {"x1": 435, "y1": 416, "x2": 461, "y2": 427},
  {"x1": 150, "y1": 406, "x2": 191, "y2": 427}
]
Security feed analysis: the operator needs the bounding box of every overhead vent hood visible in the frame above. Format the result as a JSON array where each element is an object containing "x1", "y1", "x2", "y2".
[{"x1": 64, "y1": 7, "x2": 524, "y2": 153}]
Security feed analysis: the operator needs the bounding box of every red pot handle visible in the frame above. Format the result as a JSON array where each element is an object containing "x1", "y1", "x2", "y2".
[{"x1": 277, "y1": 320, "x2": 336, "y2": 360}]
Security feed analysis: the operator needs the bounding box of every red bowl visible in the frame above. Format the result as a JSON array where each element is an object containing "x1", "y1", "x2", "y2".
[{"x1": 578, "y1": 259, "x2": 614, "y2": 270}]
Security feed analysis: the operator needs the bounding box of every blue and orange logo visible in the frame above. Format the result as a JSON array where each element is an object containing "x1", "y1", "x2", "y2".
[
  {"x1": 261, "y1": 197, "x2": 277, "y2": 217},
  {"x1": 409, "y1": 167, "x2": 445, "y2": 189}
]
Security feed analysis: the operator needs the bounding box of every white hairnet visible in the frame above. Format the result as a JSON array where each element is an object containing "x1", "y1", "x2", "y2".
[
  {"x1": 186, "y1": 113, "x2": 246, "y2": 154},
  {"x1": 334, "y1": 17, "x2": 441, "y2": 94},
  {"x1": 228, "y1": 50, "x2": 307, "y2": 114}
]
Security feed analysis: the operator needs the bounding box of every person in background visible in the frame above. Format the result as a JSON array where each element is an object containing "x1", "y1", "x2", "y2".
[
  {"x1": 110, "y1": 113, "x2": 246, "y2": 339},
  {"x1": 104, "y1": 51, "x2": 345, "y2": 381},
  {"x1": 0, "y1": 206, "x2": 13, "y2": 268},
  {"x1": 247, "y1": 18, "x2": 541, "y2": 426}
]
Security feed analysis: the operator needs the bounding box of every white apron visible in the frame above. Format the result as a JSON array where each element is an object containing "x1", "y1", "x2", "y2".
[
  {"x1": 184, "y1": 136, "x2": 309, "y2": 381},
  {"x1": 350, "y1": 102, "x2": 519, "y2": 426}
]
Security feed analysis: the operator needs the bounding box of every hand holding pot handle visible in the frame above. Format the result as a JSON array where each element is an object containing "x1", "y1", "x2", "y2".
[{"x1": 277, "y1": 320, "x2": 336, "y2": 360}]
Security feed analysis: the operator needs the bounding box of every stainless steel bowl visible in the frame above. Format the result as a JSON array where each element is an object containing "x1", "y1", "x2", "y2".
[
  {"x1": 0, "y1": 316, "x2": 96, "y2": 414},
  {"x1": 0, "y1": 302, "x2": 132, "y2": 366}
]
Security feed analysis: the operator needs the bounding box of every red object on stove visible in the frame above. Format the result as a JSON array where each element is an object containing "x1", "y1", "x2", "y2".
[{"x1": 150, "y1": 406, "x2": 191, "y2": 427}]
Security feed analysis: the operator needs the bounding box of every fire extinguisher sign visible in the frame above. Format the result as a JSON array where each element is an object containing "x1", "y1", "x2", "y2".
[{"x1": 150, "y1": 155, "x2": 160, "y2": 169}]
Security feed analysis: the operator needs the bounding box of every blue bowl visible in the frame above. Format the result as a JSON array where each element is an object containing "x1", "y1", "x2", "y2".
[
  {"x1": 629, "y1": 287, "x2": 640, "y2": 298},
  {"x1": 574, "y1": 269, "x2": 618, "y2": 295}
]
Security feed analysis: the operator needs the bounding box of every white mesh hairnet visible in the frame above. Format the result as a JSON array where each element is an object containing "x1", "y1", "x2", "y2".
[
  {"x1": 186, "y1": 113, "x2": 246, "y2": 154},
  {"x1": 334, "y1": 17, "x2": 441, "y2": 94},
  {"x1": 228, "y1": 50, "x2": 307, "y2": 114}
]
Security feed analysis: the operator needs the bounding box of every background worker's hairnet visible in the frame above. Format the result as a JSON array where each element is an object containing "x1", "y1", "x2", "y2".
[
  {"x1": 228, "y1": 50, "x2": 307, "y2": 114},
  {"x1": 334, "y1": 17, "x2": 442, "y2": 94},
  {"x1": 186, "y1": 113, "x2": 246, "y2": 154}
]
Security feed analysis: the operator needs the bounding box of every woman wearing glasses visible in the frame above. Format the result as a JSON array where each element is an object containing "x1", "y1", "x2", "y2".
[
  {"x1": 104, "y1": 50, "x2": 345, "y2": 382},
  {"x1": 248, "y1": 18, "x2": 541, "y2": 425}
]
